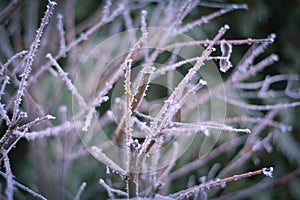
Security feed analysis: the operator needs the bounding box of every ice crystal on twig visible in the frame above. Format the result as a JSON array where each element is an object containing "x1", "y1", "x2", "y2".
[
  {"x1": 219, "y1": 40, "x2": 232, "y2": 72},
  {"x1": 12, "y1": 1, "x2": 56, "y2": 122},
  {"x1": 2, "y1": 150, "x2": 13, "y2": 200}
]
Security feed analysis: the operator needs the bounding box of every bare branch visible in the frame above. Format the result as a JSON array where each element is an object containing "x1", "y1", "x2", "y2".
[
  {"x1": 169, "y1": 167, "x2": 273, "y2": 199},
  {"x1": 12, "y1": 0, "x2": 57, "y2": 122}
]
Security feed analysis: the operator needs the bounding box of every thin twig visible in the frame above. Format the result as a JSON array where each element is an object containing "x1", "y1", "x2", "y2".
[
  {"x1": 18, "y1": 114, "x2": 55, "y2": 131},
  {"x1": 0, "y1": 170, "x2": 47, "y2": 200},
  {"x1": 90, "y1": 146, "x2": 126, "y2": 176},
  {"x1": 56, "y1": 13, "x2": 66, "y2": 57},
  {"x1": 167, "y1": 136, "x2": 246, "y2": 181},
  {"x1": 224, "y1": 97, "x2": 300, "y2": 111},
  {"x1": 213, "y1": 168, "x2": 300, "y2": 200},
  {"x1": 0, "y1": 50, "x2": 27, "y2": 75},
  {"x1": 165, "y1": 37, "x2": 274, "y2": 50},
  {"x1": 124, "y1": 59, "x2": 133, "y2": 147},
  {"x1": 12, "y1": 0, "x2": 57, "y2": 122},
  {"x1": 18, "y1": 120, "x2": 78, "y2": 140},
  {"x1": 99, "y1": 178, "x2": 128, "y2": 199},
  {"x1": 169, "y1": 167, "x2": 274, "y2": 199},
  {"x1": 73, "y1": 182, "x2": 87, "y2": 200},
  {"x1": 2, "y1": 150, "x2": 13, "y2": 200},
  {"x1": 46, "y1": 53, "x2": 87, "y2": 108},
  {"x1": 178, "y1": 6, "x2": 246, "y2": 34}
]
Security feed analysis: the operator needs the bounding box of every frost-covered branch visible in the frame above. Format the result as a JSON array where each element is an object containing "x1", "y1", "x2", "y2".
[
  {"x1": 169, "y1": 167, "x2": 273, "y2": 199},
  {"x1": 12, "y1": 0, "x2": 57, "y2": 122},
  {"x1": 47, "y1": 53, "x2": 87, "y2": 108}
]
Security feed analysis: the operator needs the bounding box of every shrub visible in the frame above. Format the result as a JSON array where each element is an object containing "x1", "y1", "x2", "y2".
[{"x1": 0, "y1": 0, "x2": 299, "y2": 199}]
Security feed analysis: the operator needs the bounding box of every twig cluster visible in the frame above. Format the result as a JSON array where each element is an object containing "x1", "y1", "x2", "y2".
[{"x1": 0, "y1": 0, "x2": 299, "y2": 199}]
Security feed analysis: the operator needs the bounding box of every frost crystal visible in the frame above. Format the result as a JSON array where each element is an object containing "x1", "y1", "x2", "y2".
[
  {"x1": 82, "y1": 108, "x2": 96, "y2": 132},
  {"x1": 224, "y1": 24, "x2": 230, "y2": 29},
  {"x1": 20, "y1": 112, "x2": 28, "y2": 118},
  {"x1": 106, "y1": 166, "x2": 111, "y2": 174},
  {"x1": 199, "y1": 79, "x2": 207, "y2": 85},
  {"x1": 263, "y1": 167, "x2": 274, "y2": 178},
  {"x1": 47, "y1": 115, "x2": 56, "y2": 120},
  {"x1": 219, "y1": 40, "x2": 232, "y2": 72}
]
